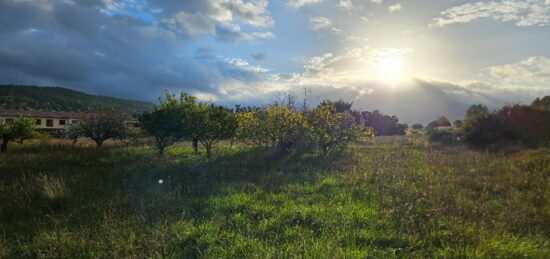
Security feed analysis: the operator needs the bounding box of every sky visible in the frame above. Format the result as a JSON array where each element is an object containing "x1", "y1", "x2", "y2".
[{"x1": 0, "y1": 0, "x2": 549, "y2": 123}]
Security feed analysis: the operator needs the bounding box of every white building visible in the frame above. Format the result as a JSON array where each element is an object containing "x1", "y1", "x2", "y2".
[{"x1": 0, "y1": 109, "x2": 87, "y2": 130}]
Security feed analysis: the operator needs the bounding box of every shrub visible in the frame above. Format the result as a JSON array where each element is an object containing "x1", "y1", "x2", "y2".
[
  {"x1": 361, "y1": 110, "x2": 407, "y2": 136},
  {"x1": 461, "y1": 103, "x2": 550, "y2": 150},
  {"x1": 427, "y1": 128, "x2": 458, "y2": 145}
]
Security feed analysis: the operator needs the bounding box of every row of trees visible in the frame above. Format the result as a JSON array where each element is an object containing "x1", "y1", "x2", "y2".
[
  {"x1": 426, "y1": 95, "x2": 550, "y2": 150},
  {"x1": 138, "y1": 93, "x2": 370, "y2": 157},
  {"x1": 138, "y1": 92, "x2": 236, "y2": 158},
  {"x1": 236, "y1": 100, "x2": 369, "y2": 155}
]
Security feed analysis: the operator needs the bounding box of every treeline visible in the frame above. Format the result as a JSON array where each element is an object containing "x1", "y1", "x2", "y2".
[
  {"x1": 1, "y1": 91, "x2": 379, "y2": 156},
  {"x1": 429, "y1": 95, "x2": 550, "y2": 150},
  {"x1": 0, "y1": 85, "x2": 153, "y2": 115}
]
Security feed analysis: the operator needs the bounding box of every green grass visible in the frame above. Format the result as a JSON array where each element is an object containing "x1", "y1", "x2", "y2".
[{"x1": 1, "y1": 139, "x2": 549, "y2": 258}]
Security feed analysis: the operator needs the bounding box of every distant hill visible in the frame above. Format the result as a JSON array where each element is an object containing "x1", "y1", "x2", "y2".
[{"x1": 0, "y1": 85, "x2": 154, "y2": 115}]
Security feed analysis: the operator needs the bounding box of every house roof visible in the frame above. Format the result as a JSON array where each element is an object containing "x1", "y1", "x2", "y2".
[{"x1": 0, "y1": 109, "x2": 89, "y2": 119}]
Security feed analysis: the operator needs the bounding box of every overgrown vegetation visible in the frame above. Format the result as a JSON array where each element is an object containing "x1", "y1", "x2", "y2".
[
  {"x1": 0, "y1": 139, "x2": 549, "y2": 257},
  {"x1": 1, "y1": 91, "x2": 550, "y2": 257}
]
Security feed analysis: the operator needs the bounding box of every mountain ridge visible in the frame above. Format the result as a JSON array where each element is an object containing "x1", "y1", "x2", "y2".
[{"x1": 0, "y1": 85, "x2": 154, "y2": 115}]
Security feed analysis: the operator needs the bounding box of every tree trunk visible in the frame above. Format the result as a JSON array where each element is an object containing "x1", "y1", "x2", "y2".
[
  {"x1": 95, "y1": 140, "x2": 103, "y2": 148},
  {"x1": 1, "y1": 136, "x2": 7, "y2": 153},
  {"x1": 206, "y1": 146, "x2": 211, "y2": 159},
  {"x1": 192, "y1": 138, "x2": 198, "y2": 153}
]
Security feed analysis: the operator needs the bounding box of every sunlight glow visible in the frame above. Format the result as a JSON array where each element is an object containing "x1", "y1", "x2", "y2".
[{"x1": 375, "y1": 56, "x2": 406, "y2": 83}]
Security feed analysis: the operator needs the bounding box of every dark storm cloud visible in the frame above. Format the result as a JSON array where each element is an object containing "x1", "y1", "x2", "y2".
[{"x1": 0, "y1": 0, "x2": 270, "y2": 101}]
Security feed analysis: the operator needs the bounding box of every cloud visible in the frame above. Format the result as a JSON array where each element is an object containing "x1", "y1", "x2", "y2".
[
  {"x1": 0, "y1": 0, "x2": 276, "y2": 101},
  {"x1": 485, "y1": 56, "x2": 550, "y2": 91},
  {"x1": 163, "y1": 0, "x2": 275, "y2": 42},
  {"x1": 309, "y1": 16, "x2": 341, "y2": 32},
  {"x1": 370, "y1": 0, "x2": 383, "y2": 3},
  {"x1": 251, "y1": 52, "x2": 268, "y2": 61},
  {"x1": 432, "y1": 0, "x2": 550, "y2": 27},
  {"x1": 287, "y1": 0, "x2": 322, "y2": 9},
  {"x1": 338, "y1": 0, "x2": 354, "y2": 10},
  {"x1": 388, "y1": 3, "x2": 402, "y2": 13}
]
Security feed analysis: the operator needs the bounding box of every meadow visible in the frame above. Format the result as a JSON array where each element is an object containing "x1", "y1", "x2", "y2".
[{"x1": 0, "y1": 137, "x2": 549, "y2": 258}]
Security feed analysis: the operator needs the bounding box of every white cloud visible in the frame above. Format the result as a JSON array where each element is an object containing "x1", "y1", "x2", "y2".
[
  {"x1": 370, "y1": 0, "x2": 383, "y2": 3},
  {"x1": 388, "y1": 3, "x2": 401, "y2": 13},
  {"x1": 225, "y1": 58, "x2": 270, "y2": 73},
  {"x1": 433, "y1": 0, "x2": 550, "y2": 27},
  {"x1": 309, "y1": 16, "x2": 333, "y2": 30},
  {"x1": 338, "y1": 0, "x2": 354, "y2": 10},
  {"x1": 485, "y1": 56, "x2": 550, "y2": 90},
  {"x1": 164, "y1": 0, "x2": 275, "y2": 41},
  {"x1": 287, "y1": 0, "x2": 322, "y2": 9}
]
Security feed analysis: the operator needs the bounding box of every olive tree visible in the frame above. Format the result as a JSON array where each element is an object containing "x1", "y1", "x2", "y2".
[{"x1": 79, "y1": 112, "x2": 126, "y2": 148}]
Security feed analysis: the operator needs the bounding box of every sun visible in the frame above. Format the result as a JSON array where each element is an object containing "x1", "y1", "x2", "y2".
[{"x1": 375, "y1": 56, "x2": 406, "y2": 83}]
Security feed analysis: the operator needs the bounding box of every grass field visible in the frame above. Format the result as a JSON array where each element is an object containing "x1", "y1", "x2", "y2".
[{"x1": 1, "y1": 138, "x2": 549, "y2": 258}]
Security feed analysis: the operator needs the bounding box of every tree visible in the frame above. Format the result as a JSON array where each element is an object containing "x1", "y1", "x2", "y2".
[
  {"x1": 308, "y1": 101, "x2": 365, "y2": 155},
  {"x1": 66, "y1": 124, "x2": 83, "y2": 146},
  {"x1": 361, "y1": 110, "x2": 406, "y2": 136},
  {"x1": 139, "y1": 91, "x2": 202, "y2": 155},
  {"x1": 190, "y1": 104, "x2": 237, "y2": 159},
  {"x1": 461, "y1": 104, "x2": 489, "y2": 133},
  {"x1": 79, "y1": 112, "x2": 126, "y2": 148},
  {"x1": 411, "y1": 123, "x2": 423, "y2": 130},
  {"x1": 453, "y1": 120, "x2": 463, "y2": 128},
  {"x1": 531, "y1": 96, "x2": 550, "y2": 111},
  {"x1": 426, "y1": 116, "x2": 452, "y2": 130},
  {"x1": 0, "y1": 117, "x2": 35, "y2": 153},
  {"x1": 117, "y1": 126, "x2": 145, "y2": 146},
  {"x1": 236, "y1": 109, "x2": 272, "y2": 148},
  {"x1": 236, "y1": 105, "x2": 308, "y2": 153}
]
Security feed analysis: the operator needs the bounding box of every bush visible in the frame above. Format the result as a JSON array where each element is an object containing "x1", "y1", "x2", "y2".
[
  {"x1": 360, "y1": 110, "x2": 407, "y2": 136},
  {"x1": 461, "y1": 104, "x2": 550, "y2": 150},
  {"x1": 427, "y1": 128, "x2": 458, "y2": 145}
]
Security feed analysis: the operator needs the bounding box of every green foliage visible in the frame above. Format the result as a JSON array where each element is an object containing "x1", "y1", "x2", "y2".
[
  {"x1": 453, "y1": 119, "x2": 463, "y2": 128},
  {"x1": 139, "y1": 92, "x2": 188, "y2": 155},
  {"x1": 460, "y1": 104, "x2": 490, "y2": 134},
  {"x1": 461, "y1": 104, "x2": 550, "y2": 150},
  {"x1": 308, "y1": 100, "x2": 365, "y2": 155},
  {"x1": 0, "y1": 117, "x2": 35, "y2": 152},
  {"x1": 360, "y1": 110, "x2": 407, "y2": 136},
  {"x1": 237, "y1": 105, "x2": 309, "y2": 153},
  {"x1": 0, "y1": 85, "x2": 153, "y2": 114},
  {"x1": 79, "y1": 112, "x2": 127, "y2": 147},
  {"x1": 117, "y1": 126, "x2": 146, "y2": 146},
  {"x1": 411, "y1": 123, "x2": 423, "y2": 130},
  {"x1": 191, "y1": 104, "x2": 237, "y2": 158},
  {"x1": 531, "y1": 95, "x2": 550, "y2": 111},
  {"x1": 427, "y1": 128, "x2": 459, "y2": 145}
]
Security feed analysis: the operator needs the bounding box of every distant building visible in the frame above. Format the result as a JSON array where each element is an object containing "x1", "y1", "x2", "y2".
[{"x1": 0, "y1": 109, "x2": 88, "y2": 130}]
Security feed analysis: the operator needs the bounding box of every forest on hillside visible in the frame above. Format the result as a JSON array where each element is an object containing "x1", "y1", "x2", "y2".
[{"x1": 0, "y1": 85, "x2": 153, "y2": 115}]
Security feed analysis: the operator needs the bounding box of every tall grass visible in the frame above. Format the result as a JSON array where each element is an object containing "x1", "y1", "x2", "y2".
[{"x1": 0, "y1": 139, "x2": 549, "y2": 257}]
